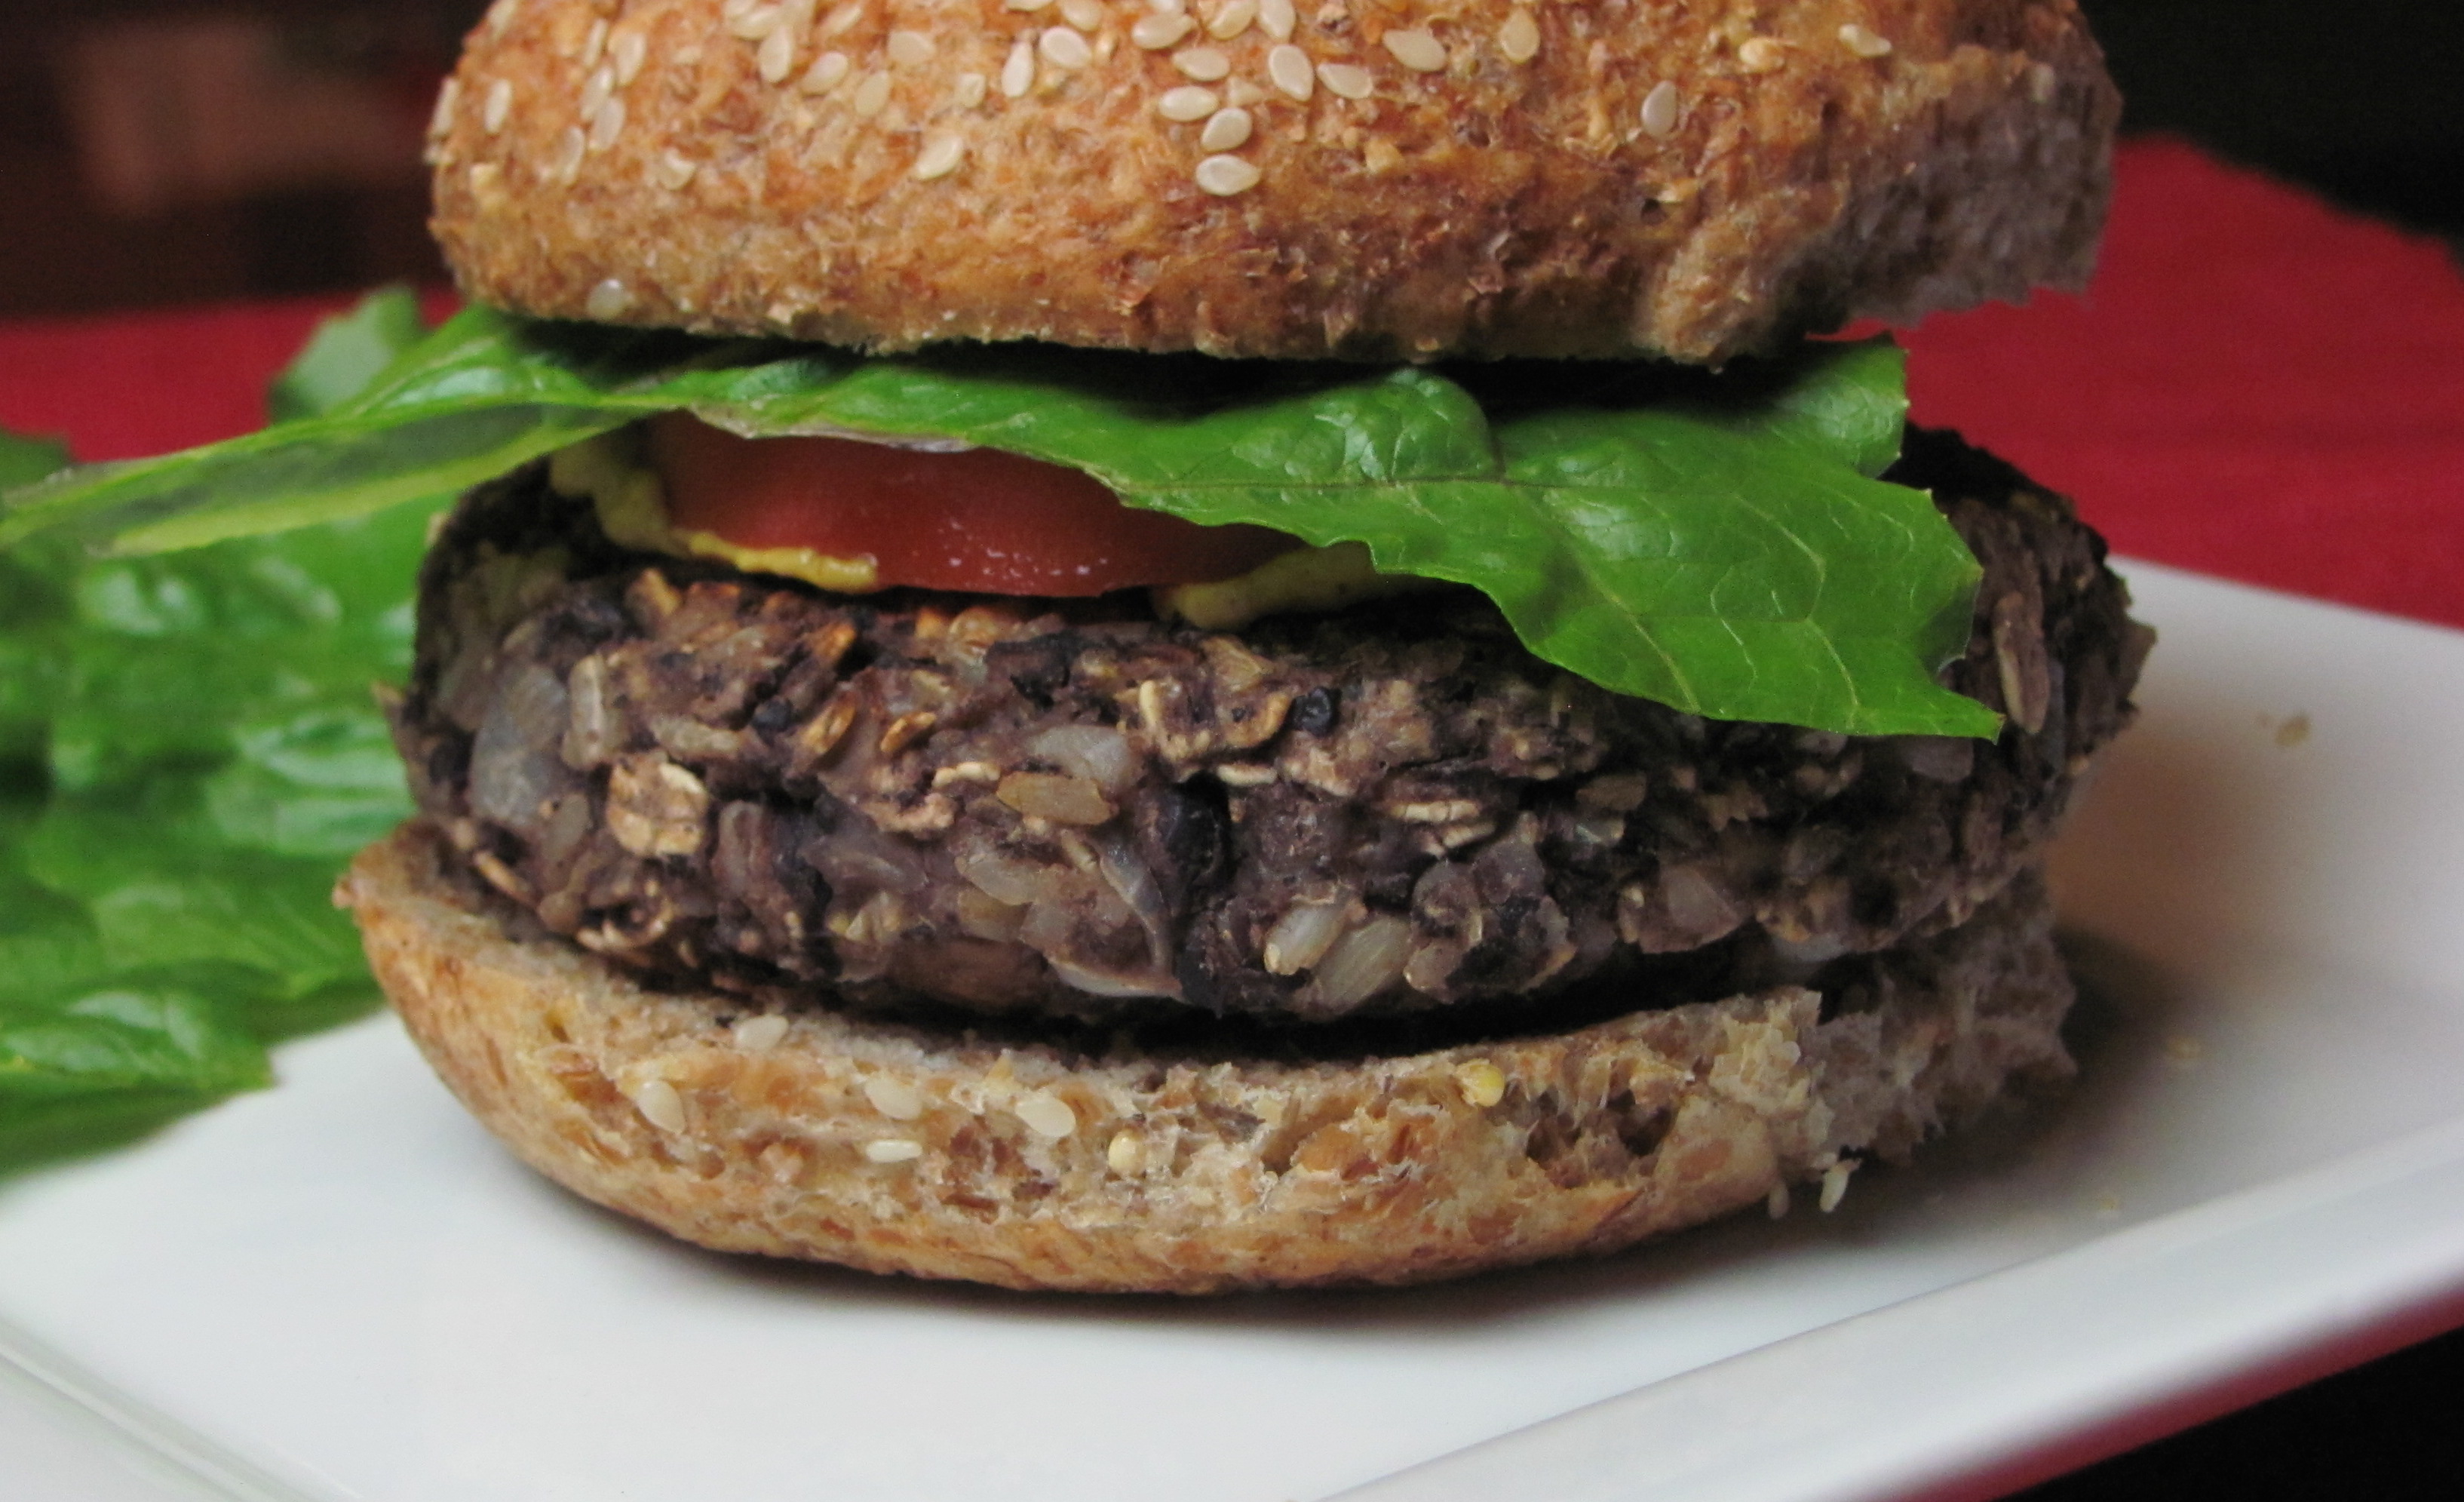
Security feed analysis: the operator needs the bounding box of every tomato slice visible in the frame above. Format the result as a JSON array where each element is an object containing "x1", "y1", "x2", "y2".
[{"x1": 646, "y1": 415, "x2": 1299, "y2": 596}]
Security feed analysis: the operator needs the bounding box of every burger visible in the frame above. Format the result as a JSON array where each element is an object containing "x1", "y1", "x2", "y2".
[{"x1": 21, "y1": 0, "x2": 2148, "y2": 1292}]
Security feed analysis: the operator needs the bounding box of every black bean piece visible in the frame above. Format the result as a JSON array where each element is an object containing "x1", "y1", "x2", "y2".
[{"x1": 1291, "y1": 686, "x2": 1338, "y2": 736}]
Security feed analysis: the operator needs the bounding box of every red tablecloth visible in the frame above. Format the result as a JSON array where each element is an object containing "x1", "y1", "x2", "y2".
[
  {"x1": 1905, "y1": 139, "x2": 2464, "y2": 628},
  {"x1": 4, "y1": 139, "x2": 2461, "y2": 628}
]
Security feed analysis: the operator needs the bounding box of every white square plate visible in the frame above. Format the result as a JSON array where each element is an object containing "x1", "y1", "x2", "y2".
[{"x1": 6, "y1": 562, "x2": 2464, "y2": 1502}]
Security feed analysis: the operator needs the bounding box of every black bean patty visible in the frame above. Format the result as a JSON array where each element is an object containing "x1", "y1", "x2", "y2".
[{"x1": 388, "y1": 427, "x2": 2148, "y2": 1027}]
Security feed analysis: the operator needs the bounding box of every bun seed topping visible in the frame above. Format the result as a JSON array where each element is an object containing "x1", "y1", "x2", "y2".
[{"x1": 427, "y1": 0, "x2": 1765, "y2": 206}]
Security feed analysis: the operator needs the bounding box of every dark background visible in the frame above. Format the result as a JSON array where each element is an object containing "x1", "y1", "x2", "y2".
[
  {"x1": 0, "y1": 0, "x2": 483, "y2": 315},
  {"x1": 0, "y1": 1, "x2": 2459, "y2": 1494}
]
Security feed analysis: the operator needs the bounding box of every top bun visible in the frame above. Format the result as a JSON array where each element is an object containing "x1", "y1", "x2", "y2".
[{"x1": 426, "y1": 0, "x2": 2118, "y2": 362}]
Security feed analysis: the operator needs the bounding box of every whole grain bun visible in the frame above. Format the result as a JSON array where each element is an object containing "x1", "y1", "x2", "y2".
[
  {"x1": 426, "y1": 0, "x2": 2118, "y2": 362},
  {"x1": 344, "y1": 819, "x2": 2074, "y2": 1292}
]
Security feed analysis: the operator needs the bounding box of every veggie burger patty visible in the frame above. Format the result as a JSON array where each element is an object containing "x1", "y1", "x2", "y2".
[{"x1": 394, "y1": 428, "x2": 2145, "y2": 1034}]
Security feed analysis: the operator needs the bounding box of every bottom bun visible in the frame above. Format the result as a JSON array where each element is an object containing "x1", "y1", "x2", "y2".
[{"x1": 345, "y1": 820, "x2": 2074, "y2": 1293}]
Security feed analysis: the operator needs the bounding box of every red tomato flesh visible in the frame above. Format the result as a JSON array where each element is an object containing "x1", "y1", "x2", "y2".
[{"x1": 647, "y1": 414, "x2": 1299, "y2": 596}]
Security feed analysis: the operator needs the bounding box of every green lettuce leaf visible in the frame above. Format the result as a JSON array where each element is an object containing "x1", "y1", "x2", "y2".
[
  {"x1": 0, "y1": 432, "x2": 69, "y2": 490},
  {"x1": 0, "y1": 302, "x2": 432, "y2": 1171},
  {"x1": 0, "y1": 494, "x2": 426, "y2": 1169},
  {"x1": 2, "y1": 307, "x2": 1996, "y2": 737},
  {"x1": 0, "y1": 441, "x2": 73, "y2": 763},
  {"x1": 44, "y1": 505, "x2": 424, "y2": 790},
  {"x1": 265, "y1": 286, "x2": 428, "y2": 423},
  {"x1": 0, "y1": 511, "x2": 424, "y2": 1168}
]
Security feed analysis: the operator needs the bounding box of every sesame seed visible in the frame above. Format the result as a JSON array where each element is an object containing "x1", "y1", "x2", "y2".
[
  {"x1": 426, "y1": 76, "x2": 459, "y2": 140},
  {"x1": 1131, "y1": 11, "x2": 1194, "y2": 48},
  {"x1": 629, "y1": 1077, "x2": 686, "y2": 1133},
  {"x1": 588, "y1": 95, "x2": 624, "y2": 151},
  {"x1": 886, "y1": 29, "x2": 932, "y2": 65},
  {"x1": 1640, "y1": 78, "x2": 1680, "y2": 137},
  {"x1": 723, "y1": 0, "x2": 759, "y2": 18},
  {"x1": 1106, "y1": 1129, "x2": 1146, "y2": 1175},
  {"x1": 1820, "y1": 1158, "x2": 1857, "y2": 1212},
  {"x1": 580, "y1": 63, "x2": 615, "y2": 118},
  {"x1": 585, "y1": 278, "x2": 634, "y2": 319},
  {"x1": 1257, "y1": 0, "x2": 1295, "y2": 40},
  {"x1": 1766, "y1": 1181, "x2": 1791, "y2": 1218},
  {"x1": 913, "y1": 132, "x2": 966, "y2": 179},
  {"x1": 1226, "y1": 76, "x2": 1264, "y2": 106},
  {"x1": 467, "y1": 161, "x2": 505, "y2": 207},
  {"x1": 1498, "y1": 9, "x2": 1539, "y2": 63},
  {"x1": 1014, "y1": 1089, "x2": 1078, "y2": 1138},
  {"x1": 729, "y1": 4, "x2": 783, "y2": 40},
  {"x1": 954, "y1": 70, "x2": 988, "y2": 106},
  {"x1": 483, "y1": 78, "x2": 512, "y2": 133},
  {"x1": 1060, "y1": 0, "x2": 1104, "y2": 30},
  {"x1": 1199, "y1": 105, "x2": 1252, "y2": 149},
  {"x1": 1194, "y1": 152, "x2": 1260, "y2": 194},
  {"x1": 821, "y1": 1, "x2": 865, "y2": 34},
  {"x1": 852, "y1": 70, "x2": 892, "y2": 114},
  {"x1": 2028, "y1": 61, "x2": 2058, "y2": 103},
  {"x1": 732, "y1": 1013, "x2": 790, "y2": 1049},
  {"x1": 580, "y1": 18, "x2": 609, "y2": 72},
  {"x1": 1000, "y1": 37, "x2": 1036, "y2": 94},
  {"x1": 1315, "y1": 60, "x2": 1372, "y2": 98},
  {"x1": 1040, "y1": 26, "x2": 1093, "y2": 67},
  {"x1": 803, "y1": 49, "x2": 851, "y2": 91},
  {"x1": 758, "y1": 26, "x2": 798, "y2": 81},
  {"x1": 1206, "y1": 0, "x2": 1258, "y2": 40},
  {"x1": 864, "y1": 1138, "x2": 925, "y2": 1163},
  {"x1": 1838, "y1": 23, "x2": 1892, "y2": 58},
  {"x1": 1005, "y1": 0, "x2": 1054, "y2": 10},
  {"x1": 612, "y1": 30, "x2": 648, "y2": 85},
  {"x1": 1172, "y1": 45, "x2": 1230, "y2": 79},
  {"x1": 1452, "y1": 1059, "x2": 1507, "y2": 1107},
  {"x1": 1382, "y1": 28, "x2": 1446, "y2": 72},
  {"x1": 1738, "y1": 35, "x2": 1786, "y2": 72},
  {"x1": 864, "y1": 1075, "x2": 926, "y2": 1119},
  {"x1": 1361, "y1": 137, "x2": 1401, "y2": 173},
  {"x1": 548, "y1": 124, "x2": 586, "y2": 181},
  {"x1": 1158, "y1": 84, "x2": 1218, "y2": 120},
  {"x1": 1266, "y1": 43, "x2": 1313, "y2": 97},
  {"x1": 1149, "y1": 0, "x2": 1183, "y2": 11}
]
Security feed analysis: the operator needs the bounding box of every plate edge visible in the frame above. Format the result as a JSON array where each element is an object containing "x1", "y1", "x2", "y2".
[{"x1": 1331, "y1": 1112, "x2": 2464, "y2": 1502}]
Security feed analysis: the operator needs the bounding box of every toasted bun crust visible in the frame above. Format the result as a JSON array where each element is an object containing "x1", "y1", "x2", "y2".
[
  {"x1": 425, "y1": 0, "x2": 2117, "y2": 361},
  {"x1": 345, "y1": 820, "x2": 2073, "y2": 1292}
]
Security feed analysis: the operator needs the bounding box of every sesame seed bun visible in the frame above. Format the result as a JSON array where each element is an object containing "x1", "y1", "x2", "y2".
[
  {"x1": 343, "y1": 819, "x2": 2074, "y2": 1292},
  {"x1": 425, "y1": 0, "x2": 2119, "y2": 361}
]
